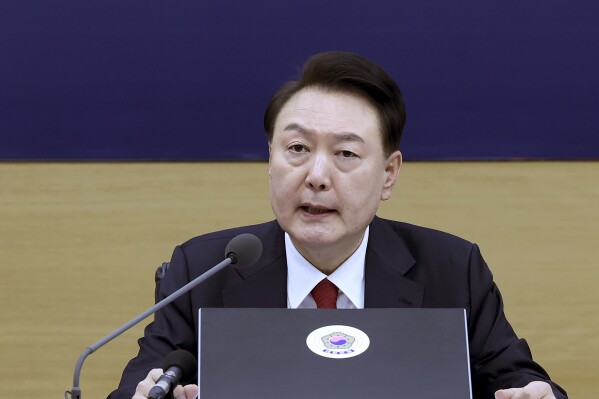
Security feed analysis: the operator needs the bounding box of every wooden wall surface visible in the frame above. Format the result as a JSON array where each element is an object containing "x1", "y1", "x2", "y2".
[{"x1": 1, "y1": 162, "x2": 597, "y2": 397}]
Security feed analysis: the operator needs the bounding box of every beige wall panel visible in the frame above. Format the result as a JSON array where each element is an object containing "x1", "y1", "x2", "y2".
[{"x1": 0, "y1": 162, "x2": 596, "y2": 397}]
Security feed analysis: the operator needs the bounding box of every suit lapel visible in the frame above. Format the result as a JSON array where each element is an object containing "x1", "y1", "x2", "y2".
[
  {"x1": 222, "y1": 221, "x2": 288, "y2": 308},
  {"x1": 364, "y1": 217, "x2": 424, "y2": 308}
]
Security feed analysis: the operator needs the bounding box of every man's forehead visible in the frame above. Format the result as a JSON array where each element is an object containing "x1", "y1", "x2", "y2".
[{"x1": 273, "y1": 89, "x2": 382, "y2": 140}]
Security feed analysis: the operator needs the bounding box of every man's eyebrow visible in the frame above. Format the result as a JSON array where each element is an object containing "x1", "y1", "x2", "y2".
[
  {"x1": 283, "y1": 122, "x2": 311, "y2": 134},
  {"x1": 283, "y1": 123, "x2": 365, "y2": 143}
]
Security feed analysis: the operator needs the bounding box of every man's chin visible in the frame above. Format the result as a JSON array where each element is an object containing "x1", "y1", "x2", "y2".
[{"x1": 288, "y1": 227, "x2": 346, "y2": 250}]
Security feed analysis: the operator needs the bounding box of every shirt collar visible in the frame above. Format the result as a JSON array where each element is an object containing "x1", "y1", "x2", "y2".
[{"x1": 286, "y1": 227, "x2": 368, "y2": 309}]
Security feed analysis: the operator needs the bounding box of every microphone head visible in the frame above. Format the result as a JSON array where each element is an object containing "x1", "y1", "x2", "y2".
[
  {"x1": 162, "y1": 349, "x2": 197, "y2": 384},
  {"x1": 225, "y1": 233, "x2": 263, "y2": 269}
]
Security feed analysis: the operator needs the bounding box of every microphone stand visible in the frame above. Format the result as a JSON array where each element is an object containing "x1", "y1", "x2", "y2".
[{"x1": 65, "y1": 256, "x2": 233, "y2": 399}]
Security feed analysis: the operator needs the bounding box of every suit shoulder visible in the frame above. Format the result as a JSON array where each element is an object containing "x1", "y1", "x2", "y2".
[
  {"x1": 179, "y1": 220, "x2": 279, "y2": 251},
  {"x1": 377, "y1": 218, "x2": 475, "y2": 253}
]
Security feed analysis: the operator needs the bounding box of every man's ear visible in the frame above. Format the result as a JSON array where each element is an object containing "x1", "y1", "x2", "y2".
[
  {"x1": 381, "y1": 150, "x2": 402, "y2": 201},
  {"x1": 267, "y1": 143, "x2": 272, "y2": 176}
]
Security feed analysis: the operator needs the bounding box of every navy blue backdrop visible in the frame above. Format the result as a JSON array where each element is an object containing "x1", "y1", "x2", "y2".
[{"x1": 1, "y1": 1, "x2": 597, "y2": 160}]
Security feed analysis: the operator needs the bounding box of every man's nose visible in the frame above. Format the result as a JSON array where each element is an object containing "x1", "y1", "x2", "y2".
[{"x1": 305, "y1": 154, "x2": 331, "y2": 191}]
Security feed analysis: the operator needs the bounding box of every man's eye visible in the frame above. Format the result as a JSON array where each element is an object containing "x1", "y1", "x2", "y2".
[
  {"x1": 289, "y1": 144, "x2": 306, "y2": 152},
  {"x1": 339, "y1": 150, "x2": 356, "y2": 158}
]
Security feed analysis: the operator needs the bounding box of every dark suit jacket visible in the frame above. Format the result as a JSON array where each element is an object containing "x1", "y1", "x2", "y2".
[{"x1": 110, "y1": 217, "x2": 567, "y2": 398}]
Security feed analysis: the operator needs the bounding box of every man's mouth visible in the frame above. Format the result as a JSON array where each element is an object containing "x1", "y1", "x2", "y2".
[{"x1": 301, "y1": 206, "x2": 333, "y2": 215}]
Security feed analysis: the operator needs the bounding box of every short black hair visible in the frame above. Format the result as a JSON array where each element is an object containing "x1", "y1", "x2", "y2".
[{"x1": 264, "y1": 51, "x2": 406, "y2": 157}]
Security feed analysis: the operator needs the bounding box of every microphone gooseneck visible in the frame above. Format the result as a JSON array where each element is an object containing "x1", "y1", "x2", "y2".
[{"x1": 66, "y1": 233, "x2": 262, "y2": 399}]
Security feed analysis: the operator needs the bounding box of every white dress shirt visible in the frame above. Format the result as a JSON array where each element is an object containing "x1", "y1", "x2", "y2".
[{"x1": 285, "y1": 227, "x2": 369, "y2": 309}]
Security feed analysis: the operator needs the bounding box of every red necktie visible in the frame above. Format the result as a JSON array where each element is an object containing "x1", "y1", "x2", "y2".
[{"x1": 311, "y1": 279, "x2": 339, "y2": 309}]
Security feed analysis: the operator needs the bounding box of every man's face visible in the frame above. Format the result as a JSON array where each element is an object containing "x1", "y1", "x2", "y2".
[{"x1": 268, "y1": 87, "x2": 401, "y2": 260}]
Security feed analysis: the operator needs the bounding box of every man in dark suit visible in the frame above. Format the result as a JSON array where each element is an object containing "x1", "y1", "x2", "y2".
[{"x1": 111, "y1": 51, "x2": 567, "y2": 399}]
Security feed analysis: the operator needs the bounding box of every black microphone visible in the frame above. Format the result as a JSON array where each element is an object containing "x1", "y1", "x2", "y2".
[
  {"x1": 66, "y1": 233, "x2": 262, "y2": 399},
  {"x1": 148, "y1": 350, "x2": 197, "y2": 399},
  {"x1": 225, "y1": 233, "x2": 262, "y2": 268}
]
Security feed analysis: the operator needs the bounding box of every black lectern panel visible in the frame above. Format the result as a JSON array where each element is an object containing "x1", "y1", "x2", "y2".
[{"x1": 199, "y1": 308, "x2": 471, "y2": 399}]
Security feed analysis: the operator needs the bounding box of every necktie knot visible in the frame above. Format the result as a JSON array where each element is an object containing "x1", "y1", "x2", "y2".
[{"x1": 311, "y1": 278, "x2": 339, "y2": 309}]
